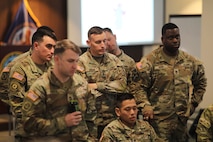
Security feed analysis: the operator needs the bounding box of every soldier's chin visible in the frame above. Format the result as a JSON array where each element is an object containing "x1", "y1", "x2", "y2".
[{"x1": 47, "y1": 57, "x2": 53, "y2": 61}]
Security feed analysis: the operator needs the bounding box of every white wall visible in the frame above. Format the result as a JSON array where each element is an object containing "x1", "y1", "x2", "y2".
[
  {"x1": 67, "y1": 0, "x2": 81, "y2": 46},
  {"x1": 165, "y1": 0, "x2": 202, "y2": 22},
  {"x1": 200, "y1": 0, "x2": 213, "y2": 108}
]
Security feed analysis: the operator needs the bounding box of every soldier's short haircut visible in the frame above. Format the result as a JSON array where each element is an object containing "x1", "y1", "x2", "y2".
[
  {"x1": 32, "y1": 26, "x2": 57, "y2": 45},
  {"x1": 37, "y1": 26, "x2": 55, "y2": 33},
  {"x1": 103, "y1": 27, "x2": 113, "y2": 34},
  {"x1": 116, "y1": 93, "x2": 135, "y2": 108},
  {"x1": 162, "y1": 23, "x2": 179, "y2": 36},
  {"x1": 54, "y1": 39, "x2": 82, "y2": 55},
  {"x1": 87, "y1": 26, "x2": 104, "y2": 39}
]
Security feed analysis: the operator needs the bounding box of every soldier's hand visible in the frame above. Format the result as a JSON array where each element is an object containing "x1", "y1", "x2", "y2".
[
  {"x1": 142, "y1": 105, "x2": 154, "y2": 120},
  {"x1": 88, "y1": 83, "x2": 97, "y2": 90},
  {"x1": 65, "y1": 111, "x2": 82, "y2": 127}
]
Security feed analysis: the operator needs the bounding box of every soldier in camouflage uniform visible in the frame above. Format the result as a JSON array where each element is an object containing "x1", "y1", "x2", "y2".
[
  {"x1": 0, "y1": 50, "x2": 31, "y2": 105},
  {"x1": 196, "y1": 104, "x2": 213, "y2": 142},
  {"x1": 0, "y1": 26, "x2": 55, "y2": 105},
  {"x1": 135, "y1": 23, "x2": 207, "y2": 142},
  {"x1": 21, "y1": 39, "x2": 96, "y2": 142},
  {"x1": 100, "y1": 93, "x2": 163, "y2": 142},
  {"x1": 103, "y1": 27, "x2": 136, "y2": 87},
  {"x1": 8, "y1": 27, "x2": 57, "y2": 140},
  {"x1": 76, "y1": 26, "x2": 127, "y2": 139},
  {"x1": 103, "y1": 27, "x2": 152, "y2": 113}
]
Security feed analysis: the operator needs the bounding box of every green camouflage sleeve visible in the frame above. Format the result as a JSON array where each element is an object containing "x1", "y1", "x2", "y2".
[
  {"x1": 196, "y1": 105, "x2": 213, "y2": 142},
  {"x1": 99, "y1": 125, "x2": 115, "y2": 142},
  {"x1": 128, "y1": 67, "x2": 151, "y2": 108},
  {"x1": 132, "y1": 58, "x2": 153, "y2": 108},
  {"x1": 8, "y1": 64, "x2": 28, "y2": 120},
  {"x1": 22, "y1": 81, "x2": 67, "y2": 135},
  {"x1": 0, "y1": 66, "x2": 11, "y2": 104},
  {"x1": 191, "y1": 61, "x2": 207, "y2": 109},
  {"x1": 96, "y1": 57, "x2": 127, "y2": 93},
  {"x1": 0, "y1": 51, "x2": 30, "y2": 105},
  {"x1": 77, "y1": 57, "x2": 127, "y2": 93}
]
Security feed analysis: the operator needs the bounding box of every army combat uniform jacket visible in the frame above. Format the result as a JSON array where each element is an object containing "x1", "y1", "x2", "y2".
[
  {"x1": 196, "y1": 104, "x2": 213, "y2": 142},
  {"x1": 116, "y1": 50, "x2": 135, "y2": 80},
  {"x1": 100, "y1": 119, "x2": 162, "y2": 142},
  {"x1": 0, "y1": 50, "x2": 30, "y2": 105},
  {"x1": 22, "y1": 70, "x2": 96, "y2": 141},
  {"x1": 76, "y1": 50, "x2": 127, "y2": 129},
  {"x1": 136, "y1": 47, "x2": 207, "y2": 121},
  {"x1": 8, "y1": 54, "x2": 52, "y2": 137}
]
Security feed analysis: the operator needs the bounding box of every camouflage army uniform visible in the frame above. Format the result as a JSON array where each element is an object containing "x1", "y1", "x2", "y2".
[
  {"x1": 136, "y1": 47, "x2": 207, "y2": 141},
  {"x1": 0, "y1": 50, "x2": 31, "y2": 105},
  {"x1": 8, "y1": 54, "x2": 52, "y2": 137},
  {"x1": 22, "y1": 70, "x2": 96, "y2": 142},
  {"x1": 118, "y1": 50, "x2": 152, "y2": 109},
  {"x1": 116, "y1": 50, "x2": 136, "y2": 89},
  {"x1": 100, "y1": 118, "x2": 162, "y2": 142},
  {"x1": 76, "y1": 50, "x2": 127, "y2": 137},
  {"x1": 196, "y1": 104, "x2": 213, "y2": 142}
]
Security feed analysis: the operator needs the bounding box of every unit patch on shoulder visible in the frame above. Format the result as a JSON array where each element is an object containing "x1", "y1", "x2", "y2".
[
  {"x1": 12, "y1": 72, "x2": 24, "y2": 81},
  {"x1": 2, "y1": 66, "x2": 10, "y2": 72},
  {"x1": 27, "y1": 91, "x2": 39, "y2": 102}
]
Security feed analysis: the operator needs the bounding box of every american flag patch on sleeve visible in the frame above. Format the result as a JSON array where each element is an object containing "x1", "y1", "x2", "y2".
[
  {"x1": 12, "y1": 72, "x2": 24, "y2": 81},
  {"x1": 27, "y1": 91, "x2": 39, "y2": 102}
]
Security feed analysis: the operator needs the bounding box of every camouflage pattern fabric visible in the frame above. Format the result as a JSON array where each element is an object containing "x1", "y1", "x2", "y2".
[
  {"x1": 22, "y1": 70, "x2": 97, "y2": 141},
  {"x1": 76, "y1": 50, "x2": 127, "y2": 136},
  {"x1": 0, "y1": 50, "x2": 31, "y2": 105},
  {"x1": 116, "y1": 50, "x2": 135, "y2": 87},
  {"x1": 8, "y1": 55, "x2": 52, "y2": 137},
  {"x1": 100, "y1": 119, "x2": 163, "y2": 142},
  {"x1": 196, "y1": 104, "x2": 213, "y2": 142},
  {"x1": 136, "y1": 47, "x2": 207, "y2": 141}
]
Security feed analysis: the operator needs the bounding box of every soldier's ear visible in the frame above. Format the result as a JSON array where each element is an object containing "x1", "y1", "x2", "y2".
[
  {"x1": 86, "y1": 40, "x2": 90, "y2": 47},
  {"x1": 115, "y1": 107, "x2": 120, "y2": 117},
  {"x1": 54, "y1": 55, "x2": 60, "y2": 63}
]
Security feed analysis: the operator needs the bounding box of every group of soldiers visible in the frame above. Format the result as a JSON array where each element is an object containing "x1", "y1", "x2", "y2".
[{"x1": 0, "y1": 23, "x2": 209, "y2": 142}]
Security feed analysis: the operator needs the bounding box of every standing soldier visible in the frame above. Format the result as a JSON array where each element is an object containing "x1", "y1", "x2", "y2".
[
  {"x1": 0, "y1": 26, "x2": 54, "y2": 105},
  {"x1": 8, "y1": 27, "x2": 57, "y2": 141},
  {"x1": 136, "y1": 23, "x2": 207, "y2": 141},
  {"x1": 22, "y1": 39, "x2": 96, "y2": 141},
  {"x1": 103, "y1": 27, "x2": 136, "y2": 91},
  {"x1": 76, "y1": 26, "x2": 127, "y2": 139}
]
